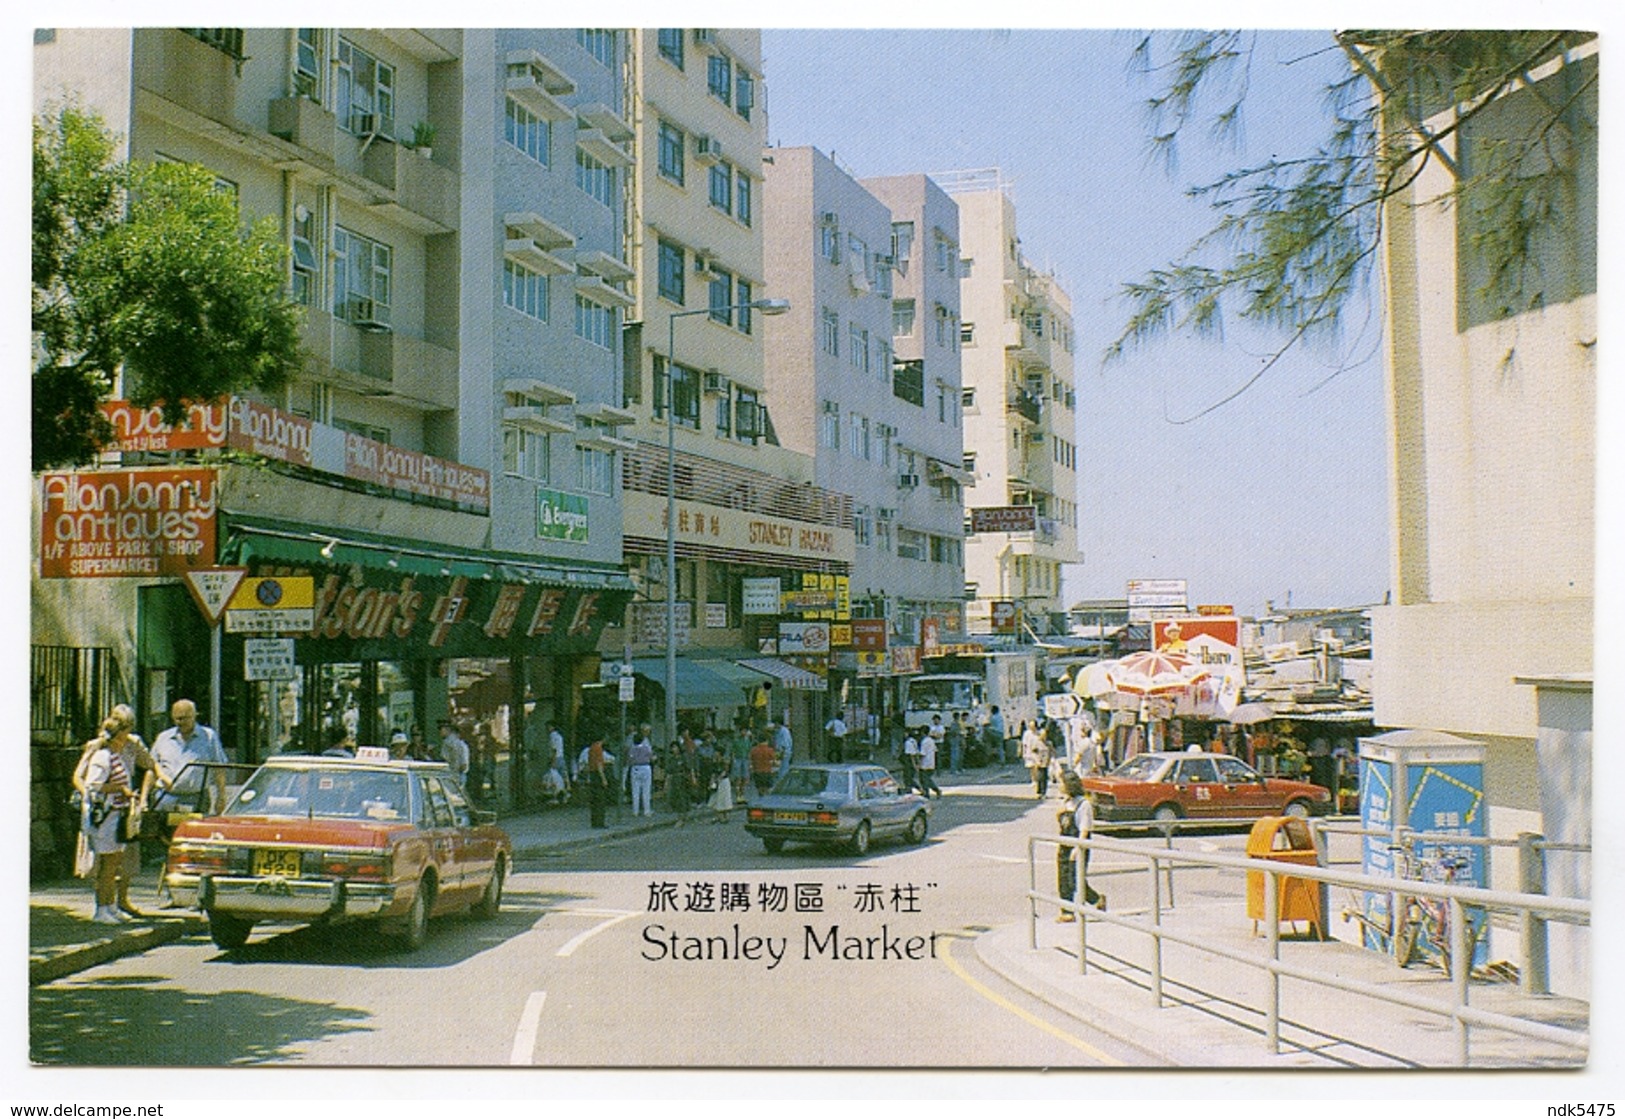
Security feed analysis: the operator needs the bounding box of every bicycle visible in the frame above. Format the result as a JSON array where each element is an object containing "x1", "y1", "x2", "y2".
[{"x1": 1340, "y1": 840, "x2": 1489, "y2": 979}]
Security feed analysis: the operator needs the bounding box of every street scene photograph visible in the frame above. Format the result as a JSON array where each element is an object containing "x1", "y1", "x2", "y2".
[{"x1": 17, "y1": 11, "x2": 1609, "y2": 1104}]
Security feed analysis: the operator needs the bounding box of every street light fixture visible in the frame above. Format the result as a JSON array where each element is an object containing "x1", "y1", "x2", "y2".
[{"x1": 664, "y1": 298, "x2": 791, "y2": 746}]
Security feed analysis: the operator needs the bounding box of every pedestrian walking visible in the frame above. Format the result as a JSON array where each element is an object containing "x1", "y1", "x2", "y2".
[
  {"x1": 823, "y1": 712, "x2": 848, "y2": 763},
  {"x1": 627, "y1": 724, "x2": 655, "y2": 817},
  {"x1": 772, "y1": 719, "x2": 794, "y2": 779},
  {"x1": 665, "y1": 739, "x2": 693, "y2": 815},
  {"x1": 945, "y1": 715, "x2": 964, "y2": 773},
  {"x1": 985, "y1": 705, "x2": 1007, "y2": 764},
  {"x1": 75, "y1": 708, "x2": 160, "y2": 923},
  {"x1": 438, "y1": 720, "x2": 470, "y2": 785},
  {"x1": 917, "y1": 729, "x2": 943, "y2": 799},
  {"x1": 582, "y1": 738, "x2": 612, "y2": 828},
  {"x1": 900, "y1": 729, "x2": 921, "y2": 793},
  {"x1": 1056, "y1": 770, "x2": 1105, "y2": 919},
  {"x1": 1023, "y1": 721, "x2": 1053, "y2": 798},
  {"x1": 748, "y1": 735, "x2": 778, "y2": 798}
]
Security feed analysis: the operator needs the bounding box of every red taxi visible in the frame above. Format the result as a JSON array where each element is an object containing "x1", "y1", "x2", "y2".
[
  {"x1": 1082, "y1": 751, "x2": 1333, "y2": 822},
  {"x1": 164, "y1": 750, "x2": 511, "y2": 952}
]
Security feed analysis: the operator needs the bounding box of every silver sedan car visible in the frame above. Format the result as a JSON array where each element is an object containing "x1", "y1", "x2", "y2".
[{"x1": 744, "y1": 763, "x2": 930, "y2": 854}]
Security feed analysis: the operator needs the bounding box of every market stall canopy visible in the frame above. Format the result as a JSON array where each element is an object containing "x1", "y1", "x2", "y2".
[
  {"x1": 630, "y1": 658, "x2": 746, "y2": 709},
  {"x1": 1225, "y1": 702, "x2": 1276, "y2": 726},
  {"x1": 736, "y1": 657, "x2": 828, "y2": 691}
]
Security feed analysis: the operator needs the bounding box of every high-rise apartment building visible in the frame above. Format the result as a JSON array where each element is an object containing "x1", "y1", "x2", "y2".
[
  {"x1": 30, "y1": 29, "x2": 632, "y2": 785},
  {"x1": 941, "y1": 170, "x2": 1081, "y2": 634},
  {"x1": 764, "y1": 151, "x2": 967, "y2": 723},
  {"x1": 612, "y1": 30, "x2": 850, "y2": 745}
]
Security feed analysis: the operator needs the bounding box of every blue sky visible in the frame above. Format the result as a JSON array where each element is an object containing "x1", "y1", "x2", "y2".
[{"x1": 763, "y1": 29, "x2": 1391, "y2": 616}]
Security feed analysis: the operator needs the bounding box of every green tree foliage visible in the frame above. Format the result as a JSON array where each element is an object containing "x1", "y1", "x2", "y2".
[
  {"x1": 1109, "y1": 31, "x2": 1597, "y2": 416},
  {"x1": 32, "y1": 105, "x2": 304, "y2": 470}
]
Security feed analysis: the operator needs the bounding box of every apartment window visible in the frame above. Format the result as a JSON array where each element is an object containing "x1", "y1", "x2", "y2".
[
  {"x1": 820, "y1": 404, "x2": 841, "y2": 450},
  {"x1": 577, "y1": 29, "x2": 615, "y2": 67},
  {"x1": 854, "y1": 507, "x2": 873, "y2": 548},
  {"x1": 504, "y1": 259, "x2": 549, "y2": 320},
  {"x1": 505, "y1": 98, "x2": 550, "y2": 164},
  {"x1": 336, "y1": 39, "x2": 394, "y2": 136},
  {"x1": 934, "y1": 304, "x2": 950, "y2": 347},
  {"x1": 735, "y1": 173, "x2": 753, "y2": 227},
  {"x1": 962, "y1": 386, "x2": 977, "y2": 409},
  {"x1": 893, "y1": 358, "x2": 925, "y2": 407},
  {"x1": 859, "y1": 415, "x2": 872, "y2": 460},
  {"x1": 934, "y1": 233, "x2": 953, "y2": 273},
  {"x1": 503, "y1": 428, "x2": 551, "y2": 482},
  {"x1": 294, "y1": 28, "x2": 323, "y2": 100},
  {"x1": 893, "y1": 299, "x2": 915, "y2": 338},
  {"x1": 820, "y1": 221, "x2": 841, "y2": 264},
  {"x1": 735, "y1": 70, "x2": 755, "y2": 121},
  {"x1": 290, "y1": 205, "x2": 318, "y2": 306},
  {"x1": 736, "y1": 278, "x2": 754, "y2": 334},
  {"x1": 332, "y1": 226, "x2": 391, "y2": 325},
  {"x1": 897, "y1": 529, "x2": 927, "y2": 562},
  {"x1": 708, "y1": 162, "x2": 733, "y2": 214},
  {"x1": 876, "y1": 341, "x2": 892, "y2": 383},
  {"x1": 653, "y1": 357, "x2": 701, "y2": 428},
  {"x1": 707, "y1": 54, "x2": 732, "y2": 105},
  {"x1": 182, "y1": 28, "x2": 244, "y2": 60},
  {"x1": 708, "y1": 270, "x2": 734, "y2": 325},
  {"x1": 936, "y1": 382, "x2": 948, "y2": 423},
  {"x1": 891, "y1": 222, "x2": 914, "y2": 268},
  {"x1": 849, "y1": 325, "x2": 869, "y2": 372},
  {"x1": 657, "y1": 239, "x2": 685, "y2": 304},
  {"x1": 961, "y1": 322, "x2": 975, "y2": 346},
  {"x1": 657, "y1": 28, "x2": 684, "y2": 68},
  {"x1": 577, "y1": 445, "x2": 614, "y2": 494},
  {"x1": 848, "y1": 234, "x2": 868, "y2": 279},
  {"x1": 875, "y1": 257, "x2": 893, "y2": 298},
  {"x1": 575, "y1": 148, "x2": 613, "y2": 206},
  {"x1": 734, "y1": 388, "x2": 760, "y2": 442},
  {"x1": 880, "y1": 426, "x2": 893, "y2": 467},
  {"x1": 658, "y1": 122, "x2": 685, "y2": 185},
  {"x1": 820, "y1": 309, "x2": 840, "y2": 357},
  {"x1": 963, "y1": 450, "x2": 977, "y2": 474},
  {"x1": 333, "y1": 417, "x2": 390, "y2": 444},
  {"x1": 574, "y1": 295, "x2": 614, "y2": 349},
  {"x1": 714, "y1": 389, "x2": 732, "y2": 437}
]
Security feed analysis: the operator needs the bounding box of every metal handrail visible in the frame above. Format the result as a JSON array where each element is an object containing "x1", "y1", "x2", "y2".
[{"x1": 1027, "y1": 832, "x2": 1590, "y2": 1066}]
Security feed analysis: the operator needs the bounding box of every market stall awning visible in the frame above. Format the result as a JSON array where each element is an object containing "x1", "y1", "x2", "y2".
[
  {"x1": 631, "y1": 658, "x2": 748, "y2": 709},
  {"x1": 694, "y1": 659, "x2": 774, "y2": 693},
  {"x1": 736, "y1": 657, "x2": 828, "y2": 691}
]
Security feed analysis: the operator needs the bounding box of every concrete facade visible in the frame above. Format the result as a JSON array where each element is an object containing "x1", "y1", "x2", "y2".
[
  {"x1": 765, "y1": 152, "x2": 965, "y2": 637},
  {"x1": 940, "y1": 173, "x2": 1081, "y2": 632}
]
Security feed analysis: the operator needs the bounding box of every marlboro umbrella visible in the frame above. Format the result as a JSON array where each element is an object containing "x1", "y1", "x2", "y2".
[{"x1": 1104, "y1": 650, "x2": 1210, "y2": 697}]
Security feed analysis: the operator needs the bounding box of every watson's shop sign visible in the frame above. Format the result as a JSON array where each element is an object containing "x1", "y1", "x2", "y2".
[
  {"x1": 40, "y1": 468, "x2": 217, "y2": 578},
  {"x1": 536, "y1": 489, "x2": 589, "y2": 543}
]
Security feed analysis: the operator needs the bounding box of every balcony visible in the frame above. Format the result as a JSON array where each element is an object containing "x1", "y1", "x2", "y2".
[
  {"x1": 312, "y1": 316, "x2": 456, "y2": 411},
  {"x1": 1006, "y1": 387, "x2": 1043, "y2": 425},
  {"x1": 268, "y1": 95, "x2": 339, "y2": 164},
  {"x1": 363, "y1": 141, "x2": 459, "y2": 233},
  {"x1": 506, "y1": 50, "x2": 576, "y2": 122},
  {"x1": 133, "y1": 29, "x2": 241, "y2": 128}
]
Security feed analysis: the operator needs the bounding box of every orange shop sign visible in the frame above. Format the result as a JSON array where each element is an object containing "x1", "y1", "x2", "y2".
[{"x1": 40, "y1": 468, "x2": 217, "y2": 578}]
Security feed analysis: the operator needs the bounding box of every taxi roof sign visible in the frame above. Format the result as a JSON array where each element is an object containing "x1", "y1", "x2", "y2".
[{"x1": 355, "y1": 746, "x2": 392, "y2": 762}]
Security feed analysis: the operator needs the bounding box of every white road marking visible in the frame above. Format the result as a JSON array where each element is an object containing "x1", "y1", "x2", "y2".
[
  {"x1": 509, "y1": 991, "x2": 547, "y2": 1066},
  {"x1": 550, "y1": 907, "x2": 640, "y2": 919},
  {"x1": 555, "y1": 909, "x2": 640, "y2": 956},
  {"x1": 978, "y1": 853, "x2": 1028, "y2": 864}
]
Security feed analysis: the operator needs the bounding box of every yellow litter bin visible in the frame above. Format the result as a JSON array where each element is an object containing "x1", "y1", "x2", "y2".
[{"x1": 1245, "y1": 816, "x2": 1324, "y2": 938}]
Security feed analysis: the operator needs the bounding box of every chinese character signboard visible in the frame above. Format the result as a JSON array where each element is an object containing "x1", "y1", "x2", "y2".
[
  {"x1": 851, "y1": 618, "x2": 888, "y2": 651},
  {"x1": 742, "y1": 577, "x2": 782, "y2": 615}
]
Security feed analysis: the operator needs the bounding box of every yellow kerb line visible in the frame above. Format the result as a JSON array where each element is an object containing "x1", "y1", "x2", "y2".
[{"x1": 938, "y1": 934, "x2": 1126, "y2": 1066}]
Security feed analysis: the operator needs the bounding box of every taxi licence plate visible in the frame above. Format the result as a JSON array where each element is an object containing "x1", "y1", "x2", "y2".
[
  {"x1": 773, "y1": 811, "x2": 808, "y2": 824},
  {"x1": 252, "y1": 849, "x2": 302, "y2": 877}
]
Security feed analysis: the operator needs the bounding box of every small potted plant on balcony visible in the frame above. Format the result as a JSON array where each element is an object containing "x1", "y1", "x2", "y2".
[{"x1": 408, "y1": 120, "x2": 436, "y2": 159}]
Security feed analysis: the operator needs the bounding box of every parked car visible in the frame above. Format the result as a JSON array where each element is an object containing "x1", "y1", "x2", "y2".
[
  {"x1": 745, "y1": 763, "x2": 930, "y2": 854},
  {"x1": 164, "y1": 749, "x2": 512, "y2": 952},
  {"x1": 1082, "y1": 751, "x2": 1334, "y2": 822}
]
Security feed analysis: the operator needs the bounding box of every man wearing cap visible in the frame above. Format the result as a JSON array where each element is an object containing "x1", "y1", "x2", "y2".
[{"x1": 389, "y1": 730, "x2": 411, "y2": 759}]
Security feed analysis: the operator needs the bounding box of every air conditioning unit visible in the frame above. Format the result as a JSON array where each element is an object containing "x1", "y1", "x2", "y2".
[
  {"x1": 848, "y1": 270, "x2": 871, "y2": 293},
  {"x1": 875, "y1": 254, "x2": 894, "y2": 270},
  {"x1": 878, "y1": 507, "x2": 898, "y2": 521},
  {"x1": 693, "y1": 28, "x2": 717, "y2": 45},
  {"x1": 694, "y1": 134, "x2": 723, "y2": 164},
  {"x1": 345, "y1": 296, "x2": 391, "y2": 332},
  {"x1": 702, "y1": 370, "x2": 728, "y2": 395},
  {"x1": 897, "y1": 473, "x2": 920, "y2": 489},
  {"x1": 1029, "y1": 432, "x2": 1045, "y2": 444},
  {"x1": 819, "y1": 210, "x2": 838, "y2": 226},
  {"x1": 693, "y1": 256, "x2": 719, "y2": 280},
  {"x1": 821, "y1": 400, "x2": 840, "y2": 415},
  {"x1": 350, "y1": 110, "x2": 391, "y2": 138}
]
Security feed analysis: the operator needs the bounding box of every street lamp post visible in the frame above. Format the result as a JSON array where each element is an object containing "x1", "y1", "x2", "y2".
[{"x1": 664, "y1": 298, "x2": 790, "y2": 747}]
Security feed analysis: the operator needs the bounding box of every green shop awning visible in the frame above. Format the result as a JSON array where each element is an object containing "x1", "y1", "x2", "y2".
[
  {"x1": 631, "y1": 658, "x2": 748, "y2": 710},
  {"x1": 218, "y1": 517, "x2": 631, "y2": 661}
]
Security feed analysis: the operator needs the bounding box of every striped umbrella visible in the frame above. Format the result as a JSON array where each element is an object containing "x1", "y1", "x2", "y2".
[{"x1": 1104, "y1": 650, "x2": 1211, "y2": 697}]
